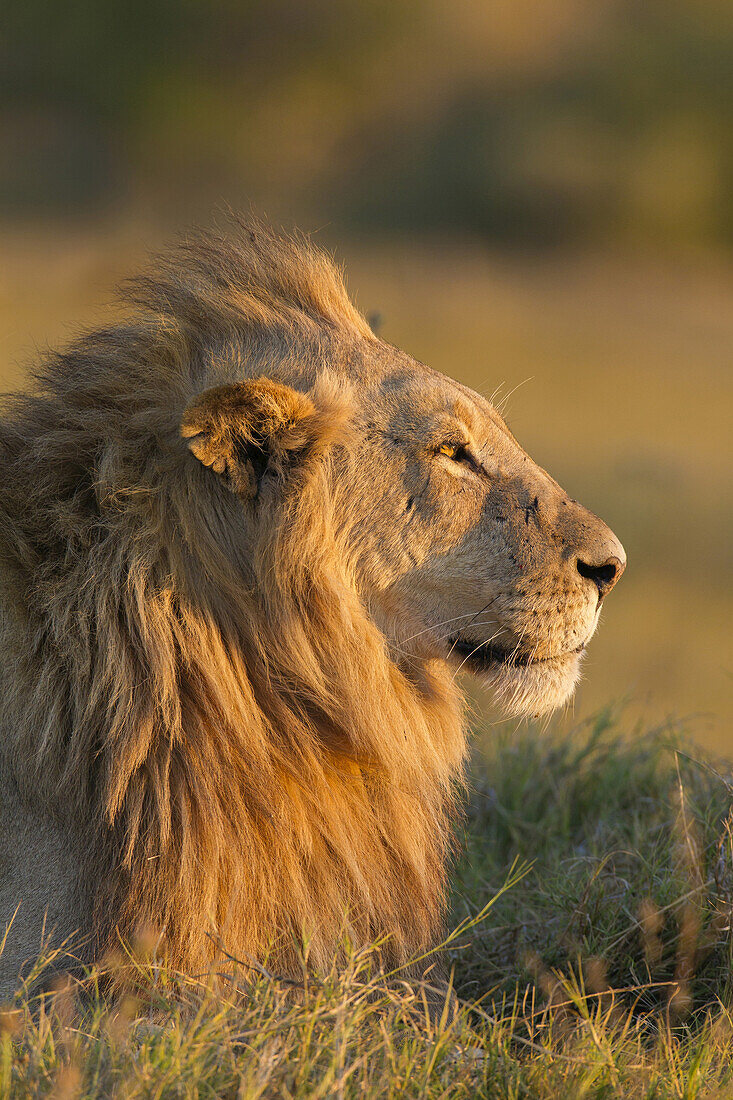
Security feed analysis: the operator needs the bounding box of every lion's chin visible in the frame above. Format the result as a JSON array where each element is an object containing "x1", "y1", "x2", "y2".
[
  {"x1": 482, "y1": 652, "x2": 583, "y2": 718},
  {"x1": 447, "y1": 638, "x2": 584, "y2": 718}
]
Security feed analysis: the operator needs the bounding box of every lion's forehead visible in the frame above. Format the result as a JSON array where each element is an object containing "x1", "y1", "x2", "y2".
[{"x1": 356, "y1": 363, "x2": 513, "y2": 449}]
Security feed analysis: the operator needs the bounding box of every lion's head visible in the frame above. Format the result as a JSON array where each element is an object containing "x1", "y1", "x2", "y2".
[
  {"x1": 181, "y1": 290, "x2": 624, "y2": 724},
  {"x1": 0, "y1": 219, "x2": 624, "y2": 984},
  {"x1": 347, "y1": 361, "x2": 624, "y2": 718}
]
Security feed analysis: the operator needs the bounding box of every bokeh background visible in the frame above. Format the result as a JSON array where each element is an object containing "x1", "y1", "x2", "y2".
[{"x1": 2, "y1": 0, "x2": 731, "y2": 755}]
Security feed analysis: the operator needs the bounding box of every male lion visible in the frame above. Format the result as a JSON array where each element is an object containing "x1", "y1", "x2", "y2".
[{"x1": 0, "y1": 220, "x2": 624, "y2": 993}]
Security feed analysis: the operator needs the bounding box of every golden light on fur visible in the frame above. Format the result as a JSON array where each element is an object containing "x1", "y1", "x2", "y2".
[{"x1": 0, "y1": 217, "x2": 625, "y2": 990}]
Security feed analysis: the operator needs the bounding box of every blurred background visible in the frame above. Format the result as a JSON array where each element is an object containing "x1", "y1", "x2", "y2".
[{"x1": 1, "y1": 0, "x2": 731, "y2": 754}]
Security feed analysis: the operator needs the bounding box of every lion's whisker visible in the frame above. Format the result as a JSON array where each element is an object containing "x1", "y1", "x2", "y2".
[
  {"x1": 444, "y1": 621, "x2": 500, "y2": 661},
  {"x1": 388, "y1": 620, "x2": 498, "y2": 661},
  {"x1": 450, "y1": 629, "x2": 507, "y2": 682},
  {"x1": 397, "y1": 609, "x2": 497, "y2": 647}
]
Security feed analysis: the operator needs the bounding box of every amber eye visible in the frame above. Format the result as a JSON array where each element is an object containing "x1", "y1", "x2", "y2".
[{"x1": 438, "y1": 442, "x2": 467, "y2": 462}]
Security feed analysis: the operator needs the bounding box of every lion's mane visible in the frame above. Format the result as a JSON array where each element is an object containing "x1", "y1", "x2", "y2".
[{"x1": 0, "y1": 222, "x2": 466, "y2": 976}]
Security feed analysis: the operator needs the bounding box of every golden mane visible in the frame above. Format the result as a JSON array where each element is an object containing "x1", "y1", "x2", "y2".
[{"x1": 0, "y1": 220, "x2": 465, "y2": 977}]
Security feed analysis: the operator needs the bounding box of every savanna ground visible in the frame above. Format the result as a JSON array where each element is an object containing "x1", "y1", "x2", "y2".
[{"x1": 0, "y1": 225, "x2": 731, "y2": 1096}]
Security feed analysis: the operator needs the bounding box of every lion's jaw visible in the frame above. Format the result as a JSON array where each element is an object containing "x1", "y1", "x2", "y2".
[
  {"x1": 449, "y1": 639, "x2": 587, "y2": 717},
  {"x1": 347, "y1": 368, "x2": 625, "y2": 718}
]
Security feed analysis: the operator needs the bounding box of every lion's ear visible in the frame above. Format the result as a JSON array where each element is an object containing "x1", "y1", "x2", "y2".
[{"x1": 181, "y1": 377, "x2": 346, "y2": 497}]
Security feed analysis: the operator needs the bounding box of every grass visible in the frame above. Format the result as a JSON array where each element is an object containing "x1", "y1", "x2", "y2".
[{"x1": 1, "y1": 710, "x2": 731, "y2": 1097}]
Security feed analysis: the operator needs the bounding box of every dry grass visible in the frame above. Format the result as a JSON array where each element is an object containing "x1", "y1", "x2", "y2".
[{"x1": 0, "y1": 711, "x2": 731, "y2": 1097}]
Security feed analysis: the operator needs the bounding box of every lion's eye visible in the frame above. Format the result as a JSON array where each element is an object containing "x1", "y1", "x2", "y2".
[{"x1": 438, "y1": 442, "x2": 469, "y2": 463}]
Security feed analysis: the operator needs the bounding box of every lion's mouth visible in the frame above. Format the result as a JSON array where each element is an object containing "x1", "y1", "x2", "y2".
[{"x1": 447, "y1": 636, "x2": 585, "y2": 672}]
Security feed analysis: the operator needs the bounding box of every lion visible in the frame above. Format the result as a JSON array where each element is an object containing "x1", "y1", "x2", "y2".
[{"x1": 0, "y1": 219, "x2": 625, "y2": 993}]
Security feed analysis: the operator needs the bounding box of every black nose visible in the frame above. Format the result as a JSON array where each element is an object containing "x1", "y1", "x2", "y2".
[{"x1": 577, "y1": 555, "x2": 625, "y2": 599}]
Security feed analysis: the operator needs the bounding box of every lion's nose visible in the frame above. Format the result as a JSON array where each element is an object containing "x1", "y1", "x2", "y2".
[{"x1": 576, "y1": 552, "x2": 626, "y2": 599}]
